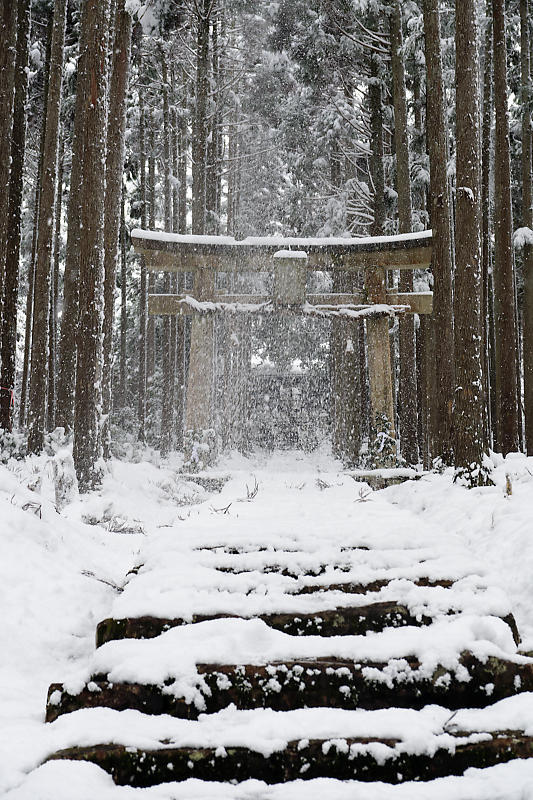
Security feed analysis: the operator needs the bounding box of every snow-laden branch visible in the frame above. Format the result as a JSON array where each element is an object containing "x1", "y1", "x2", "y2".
[{"x1": 514, "y1": 227, "x2": 533, "y2": 249}]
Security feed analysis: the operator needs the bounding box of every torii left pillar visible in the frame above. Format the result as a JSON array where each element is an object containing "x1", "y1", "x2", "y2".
[
  {"x1": 365, "y1": 266, "x2": 396, "y2": 465},
  {"x1": 183, "y1": 266, "x2": 216, "y2": 470}
]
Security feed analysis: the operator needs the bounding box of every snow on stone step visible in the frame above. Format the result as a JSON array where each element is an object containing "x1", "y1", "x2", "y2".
[
  {"x1": 57, "y1": 614, "x2": 522, "y2": 693},
  {"x1": 110, "y1": 563, "x2": 494, "y2": 623},
  {"x1": 15, "y1": 758, "x2": 533, "y2": 799},
  {"x1": 37, "y1": 467, "x2": 533, "y2": 789},
  {"x1": 41, "y1": 699, "x2": 533, "y2": 787},
  {"x1": 95, "y1": 602, "x2": 434, "y2": 647},
  {"x1": 108, "y1": 524, "x2": 511, "y2": 627},
  {"x1": 47, "y1": 651, "x2": 533, "y2": 722},
  {"x1": 195, "y1": 545, "x2": 439, "y2": 572},
  {"x1": 48, "y1": 735, "x2": 533, "y2": 787},
  {"x1": 46, "y1": 613, "x2": 530, "y2": 723},
  {"x1": 100, "y1": 576, "x2": 513, "y2": 640}
]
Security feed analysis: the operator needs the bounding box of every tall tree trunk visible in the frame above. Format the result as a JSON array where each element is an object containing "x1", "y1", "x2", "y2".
[
  {"x1": 19, "y1": 7, "x2": 51, "y2": 428},
  {"x1": 146, "y1": 119, "x2": 156, "y2": 380},
  {"x1": 423, "y1": 0, "x2": 455, "y2": 464},
  {"x1": 329, "y1": 126, "x2": 362, "y2": 464},
  {"x1": 391, "y1": 0, "x2": 418, "y2": 465},
  {"x1": 0, "y1": 0, "x2": 30, "y2": 431},
  {"x1": 521, "y1": 0, "x2": 533, "y2": 454},
  {"x1": 412, "y1": 56, "x2": 431, "y2": 466},
  {"x1": 72, "y1": 0, "x2": 110, "y2": 490},
  {"x1": 19, "y1": 179, "x2": 39, "y2": 427},
  {"x1": 160, "y1": 47, "x2": 175, "y2": 456},
  {"x1": 178, "y1": 71, "x2": 188, "y2": 235},
  {"x1": 102, "y1": 0, "x2": 132, "y2": 456},
  {"x1": 417, "y1": 317, "x2": 431, "y2": 469},
  {"x1": 47, "y1": 136, "x2": 64, "y2": 431},
  {"x1": 192, "y1": 1, "x2": 210, "y2": 235},
  {"x1": 176, "y1": 75, "x2": 188, "y2": 447},
  {"x1": 453, "y1": 0, "x2": 487, "y2": 483},
  {"x1": 492, "y1": 0, "x2": 519, "y2": 455},
  {"x1": 56, "y1": 11, "x2": 90, "y2": 431},
  {"x1": 185, "y1": 1, "x2": 216, "y2": 467},
  {"x1": 227, "y1": 113, "x2": 239, "y2": 235},
  {"x1": 138, "y1": 96, "x2": 147, "y2": 442},
  {"x1": 169, "y1": 69, "x2": 180, "y2": 444},
  {"x1": 27, "y1": 0, "x2": 67, "y2": 453},
  {"x1": 366, "y1": 44, "x2": 396, "y2": 465},
  {"x1": 170, "y1": 72, "x2": 185, "y2": 448},
  {"x1": 369, "y1": 52, "x2": 386, "y2": 235},
  {"x1": 206, "y1": 15, "x2": 220, "y2": 234},
  {"x1": 0, "y1": 0, "x2": 18, "y2": 315},
  {"x1": 481, "y1": 14, "x2": 494, "y2": 449},
  {"x1": 119, "y1": 191, "x2": 127, "y2": 404},
  {"x1": 171, "y1": 94, "x2": 179, "y2": 232}
]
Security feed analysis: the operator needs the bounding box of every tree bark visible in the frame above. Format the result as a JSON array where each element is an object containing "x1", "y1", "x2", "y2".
[
  {"x1": 422, "y1": 0, "x2": 455, "y2": 464},
  {"x1": 178, "y1": 70, "x2": 188, "y2": 235},
  {"x1": 72, "y1": 0, "x2": 110, "y2": 490},
  {"x1": 391, "y1": 0, "x2": 418, "y2": 465},
  {"x1": 138, "y1": 96, "x2": 147, "y2": 442},
  {"x1": 416, "y1": 317, "x2": 430, "y2": 469},
  {"x1": 56, "y1": 10, "x2": 90, "y2": 431},
  {"x1": 47, "y1": 136, "x2": 64, "y2": 431},
  {"x1": 492, "y1": 0, "x2": 519, "y2": 455},
  {"x1": 206, "y1": 15, "x2": 220, "y2": 234},
  {"x1": 27, "y1": 0, "x2": 67, "y2": 452},
  {"x1": 0, "y1": 0, "x2": 30, "y2": 431},
  {"x1": 481, "y1": 14, "x2": 494, "y2": 449},
  {"x1": 19, "y1": 178, "x2": 39, "y2": 428},
  {"x1": 365, "y1": 43, "x2": 395, "y2": 466},
  {"x1": 185, "y1": 1, "x2": 216, "y2": 467},
  {"x1": 160, "y1": 47, "x2": 175, "y2": 456},
  {"x1": 191, "y1": 0, "x2": 210, "y2": 235},
  {"x1": 102, "y1": 0, "x2": 132, "y2": 455},
  {"x1": 521, "y1": 0, "x2": 533, "y2": 454},
  {"x1": 453, "y1": 0, "x2": 487, "y2": 483},
  {"x1": 175, "y1": 74, "x2": 188, "y2": 447},
  {"x1": 20, "y1": 15, "x2": 52, "y2": 428},
  {"x1": 0, "y1": 0, "x2": 18, "y2": 315},
  {"x1": 146, "y1": 119, "x2": 156, "y2": 380},
  {"x1": 119, "y1": 190, "x2": 127, "y2": 406}
]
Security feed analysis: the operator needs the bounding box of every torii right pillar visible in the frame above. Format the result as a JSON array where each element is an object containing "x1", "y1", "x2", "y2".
[
  {"x1": 365, "y1": 266, "x2": 396, "y2": 466},
  {"x1": 183, "y1": 266, "x2": 217, "y2": 471}
]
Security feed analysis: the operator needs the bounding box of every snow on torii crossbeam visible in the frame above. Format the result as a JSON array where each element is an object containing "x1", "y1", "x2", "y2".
[{"x1": 131, "y1": 228, "x2": 433, "y2": 468}]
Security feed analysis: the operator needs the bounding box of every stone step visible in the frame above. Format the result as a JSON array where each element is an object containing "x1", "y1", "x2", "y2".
[
  {"x1": 211, "y1": 553, "x2": 439, "y2": 578},
  {"x1": 46, "y1": 652, "x2": 533, "y2": 723},
  {"x1": 281, "y1": 577, "x2": 456, "y2": 594},
  {"x1": 95, "y1": 603, "x2": 432, "y2": 647},
  {"x1": 96, "y1": 606, "x2": 520, "y2": 649},
  {"x1": 46, "y1": 732, "x2": 533, "y2": 787},
  {"x1": 214, "y1": 564, "x2": 355, "y2": 578}
]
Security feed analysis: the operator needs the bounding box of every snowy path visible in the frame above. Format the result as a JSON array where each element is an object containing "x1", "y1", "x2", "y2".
[{"x1": 2, "y1": 450, "x2": 533, "y2": 798}]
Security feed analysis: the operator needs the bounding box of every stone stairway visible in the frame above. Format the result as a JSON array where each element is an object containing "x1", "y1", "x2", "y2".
[{"x1": 43, "y1": 526, "x2": 533, "y2": 791}]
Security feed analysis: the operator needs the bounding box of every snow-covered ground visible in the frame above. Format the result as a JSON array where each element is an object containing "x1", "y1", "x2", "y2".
[{"x1": 2, "y1": 445, "x2": 533, "y2": 798}]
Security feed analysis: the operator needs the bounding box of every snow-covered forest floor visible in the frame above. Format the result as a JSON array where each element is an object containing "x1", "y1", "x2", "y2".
[{"x1": 2, "y1": 445, "x2": 533, "y2": 798}]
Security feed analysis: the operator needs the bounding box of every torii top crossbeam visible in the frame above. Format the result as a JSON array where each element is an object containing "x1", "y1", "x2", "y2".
[{"x1": 131, "y1": 229, "x2": 432, "y2": 272}]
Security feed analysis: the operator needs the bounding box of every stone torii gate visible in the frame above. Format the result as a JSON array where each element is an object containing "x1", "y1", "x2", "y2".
[{"x1": 131, "y1": 229, "x2": 433, "y2": 468}]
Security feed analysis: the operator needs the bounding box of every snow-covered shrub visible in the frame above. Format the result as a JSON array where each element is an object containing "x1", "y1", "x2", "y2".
[
  {"x1": 51, "y1": 450, "x2": 78, "y2": 511},
  {"x1": 0, "y1": 430, "x2": 28, "y2": 463}
]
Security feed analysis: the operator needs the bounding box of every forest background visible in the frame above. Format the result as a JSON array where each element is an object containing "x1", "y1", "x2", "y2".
[{"x1": 0, "y1": 0, "x2": 532, "y2": 489}]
